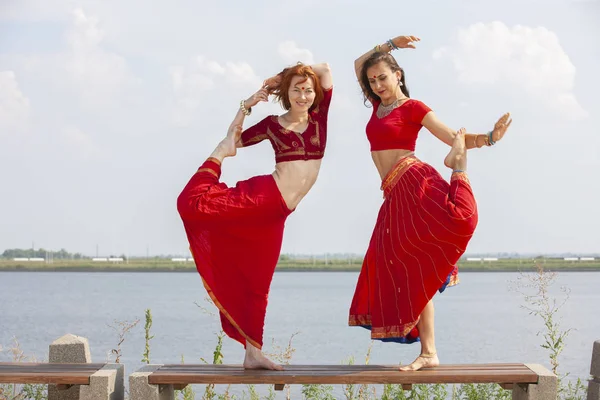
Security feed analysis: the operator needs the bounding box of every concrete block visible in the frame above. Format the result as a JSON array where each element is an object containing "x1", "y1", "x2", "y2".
[
  {"x1": 129, "y1": 365, "x2": 174, "y2": 400},
  {"x1": 49, "y1": 334, "x2": 92, "y2": 364},
  {"x1": 48, "y1": 334, "x2": 92, "y2": 400},
  {"x1": 80, "y1": 364, "x2": 124, "y2": 400},
  {"x1": 512, "y1": 363, "x2": 557, "y2": 400},
  {"x1": 588, "y1": 379, "x2": 600, "y2": 400},
  {"x1": 591, "y1": 340, "x2": 600, "y2": 378}
]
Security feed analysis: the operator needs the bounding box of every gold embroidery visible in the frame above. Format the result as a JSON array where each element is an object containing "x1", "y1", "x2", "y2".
[
  {"x1": 451, "y1": 172, "x2": 470, "y2": 184},
  {"x1": 244, "y1": 134, "x2": 268, "y2": 146},
  {"x1": 349, "y1": 315, "x2": 418, "y2": 339},
  {"x1": 195, "y1": 167, "x2": 218, "y2": 178},
  {"x1": 381, "y1": 155, "x2": 419, "y2": 197},
  {"x1": 266, "y1": 127, "x2": 292, "y2": 152}
]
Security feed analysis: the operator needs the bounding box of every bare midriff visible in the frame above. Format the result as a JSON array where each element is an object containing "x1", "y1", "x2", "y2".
[
  {"x1": 272, "y1": 159, "x2": 322, "y2": 211},
  {"x1": 371, "y1": 149, "x2": 415, "y2": 181}
]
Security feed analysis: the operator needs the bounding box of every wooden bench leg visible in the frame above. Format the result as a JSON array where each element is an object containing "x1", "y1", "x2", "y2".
[
  {"x1": 274, "y1": 384, "x2": 285, "y2": 391},
  {"x1": 401, "y1": 384, "x2": 413, "y2": 391},
  {"x1": 173, "y1": 384, "x2": 188, "y2": 391},
  {"x1": 499, "y1": 383, "x2": 514, "y2": 390}
]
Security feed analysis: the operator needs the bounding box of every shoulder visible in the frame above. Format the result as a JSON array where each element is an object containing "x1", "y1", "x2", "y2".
[
  {"x1": 408, "y1": 99, "x2": 431, "y2": 110},
  {"x1": 407, "y1": 99, "x2": 433, "y2": 124}
]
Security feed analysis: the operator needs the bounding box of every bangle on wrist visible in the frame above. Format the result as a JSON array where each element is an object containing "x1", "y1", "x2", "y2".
[
  {"x1": 487, "y1": 130, "x2": 496, "y2": 146},
  {"x1": 240, "y1": 100, "x2": 251, "y2": 116}
]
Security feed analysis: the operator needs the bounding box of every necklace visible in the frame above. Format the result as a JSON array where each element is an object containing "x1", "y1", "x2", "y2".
[{"x1": 376, "y1": 97, "x2": 407, "y2": 119}]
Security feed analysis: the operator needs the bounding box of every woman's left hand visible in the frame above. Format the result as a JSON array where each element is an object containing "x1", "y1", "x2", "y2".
[
  {"x1": 392, "y1": 35, "x2": 421, "y2": 49},
  {"x1": 491, "y1": 112, "x2": 513, "y2": 143},
  {"x1": 263, "y1": 75, "x2": 282, "y2": 92}
]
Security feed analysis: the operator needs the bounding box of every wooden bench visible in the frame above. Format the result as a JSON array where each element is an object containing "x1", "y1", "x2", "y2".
[
  {"x1": 0, "y1": 362, "x2": 124, "y2": 400},
  {"x1": 130, "y1": 363, "x2": 556, "y2": 400}
]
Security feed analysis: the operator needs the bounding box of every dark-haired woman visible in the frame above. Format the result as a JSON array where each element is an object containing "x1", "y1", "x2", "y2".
[
  {"x1": 348, "y1": 35, "x2": 512, "y2": 371},
  {"x1": 178, "y1": 63, "x2": 332, "y2": 370}
]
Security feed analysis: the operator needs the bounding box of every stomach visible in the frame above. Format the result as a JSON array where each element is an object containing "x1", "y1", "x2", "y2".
[
  {"x1": 371, "y1": 149, "x2": 415, "y2": 180},
  {"x1": 272, "y1": 159, "x2": 322, "y2": 210}
]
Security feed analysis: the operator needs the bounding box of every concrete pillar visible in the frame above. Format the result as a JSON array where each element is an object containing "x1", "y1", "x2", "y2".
[
  {"x1": 48, "y1": 334, "x2": 92, "y2": 400},
  {"x1": 80, "y1": 364, "x2": 124, "y2": 400},
  {"x1": 129, "y1": 365, "x2": 174, "y2": 400},
  {"x1": 512, "y1": 363, "x2": 557, "y2": 400},
  {"x1": 48, "y1": 334, "x2": 124, "y2": 400},
  {"x1": 588, "y1": 340, "x2": 600, "y2": 400}
]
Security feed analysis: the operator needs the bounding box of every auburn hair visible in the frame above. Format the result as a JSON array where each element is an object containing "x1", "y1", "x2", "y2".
[{"x1": 271, "y1": 63, "x2": 324, "y2": 112}]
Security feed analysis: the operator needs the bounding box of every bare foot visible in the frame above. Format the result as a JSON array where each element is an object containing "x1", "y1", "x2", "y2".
[
  {"x1": 212, "y1": 125, "x2": 242, "y2": 159},
  {"x1": 399, "y1": 353, "x2": 440, "y2": 371},
  {"x1": 243, "y1": 344, "x2": 284, "y2": 371},
  {"x1": 444, "y1": 127, "x2": 467, "y2": 171}
]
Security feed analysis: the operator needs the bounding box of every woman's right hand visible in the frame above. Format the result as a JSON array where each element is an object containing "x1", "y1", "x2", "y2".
[{"x1": 244, "y1": 87, "x2": 270, "y2": 109}]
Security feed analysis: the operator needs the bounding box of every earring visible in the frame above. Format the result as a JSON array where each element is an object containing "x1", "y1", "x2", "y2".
[{"x1": 398, "y1": 80, "x2": 403, "y2": 87}]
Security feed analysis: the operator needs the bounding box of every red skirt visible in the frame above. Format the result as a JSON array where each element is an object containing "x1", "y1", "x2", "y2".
[
  {"x1": 349, "y1": 156, "x2": 478, "y2": 343},
  {"x1": 177, "y1": 157, "x2": 292, "y2": 349}
]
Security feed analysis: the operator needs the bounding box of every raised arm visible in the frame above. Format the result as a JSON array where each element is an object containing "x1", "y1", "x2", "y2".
[
  {"x1": 354, "y1": 35, "x2": 420, "y2": 84},
  {"x1": 422, "y1": 112, "x2": 513, "y2": 149},
  {"x1": 310, "y1": 62, "x2": 333, "y2": 90},
  {"x1": 228, "y1": 86, "x2": 270, "y2": 148}
]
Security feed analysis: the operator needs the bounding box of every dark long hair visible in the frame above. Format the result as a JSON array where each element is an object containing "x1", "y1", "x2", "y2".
[{"x1": 359, "y1": 52, "x2": 409, "y2": 106}]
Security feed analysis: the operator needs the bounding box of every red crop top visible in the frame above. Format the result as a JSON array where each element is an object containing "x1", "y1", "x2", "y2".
[
  {"x1": 240, "y1": 87, "x2": 333, "y2": 163},
  {"x1": 366, "y1": 98, "x2": 432, "y2": 152}
]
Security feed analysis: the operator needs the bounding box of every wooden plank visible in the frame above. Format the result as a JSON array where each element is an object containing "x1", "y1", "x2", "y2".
[
  {"x1": 173, "y1": 384, "x2": 188, "y2": 390},
  {"x1": 148, "y1": 364, "x2": 539, "y2": 386},
  {"x1": 0, "y1": 363, "x2": 105, "y2": 385},
  {"x1": 155, "y1": 363, "x2": 527, "y2": 371},
  {"x1": 274, "y1": 384, "x2": 285, "y2": 391},
  {"x1": 499, "y1": 383, "x2": 514, "y2": 390}
]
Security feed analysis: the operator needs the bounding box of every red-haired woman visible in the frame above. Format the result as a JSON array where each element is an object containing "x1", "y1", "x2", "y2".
[
  {"x1": 348, "y1": 36, "x2": 512, "y2": 371},
  {"x1": 178, "y1": 62, "x2": 332, "y2": 370}
]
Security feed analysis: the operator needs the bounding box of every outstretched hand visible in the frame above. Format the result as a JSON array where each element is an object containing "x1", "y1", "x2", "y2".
[
  {"x1": 392, "y1": 35, "x2": 421, "y2": 49},
  {"x1": 492, "y1": 112, "x2": 512, "y2": 143}
]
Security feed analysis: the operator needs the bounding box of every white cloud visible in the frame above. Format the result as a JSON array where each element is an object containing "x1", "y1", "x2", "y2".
[
  {"x1": 0, "y1": 71, "x2": 30, "y2": 134},
  {"x1": 61, "y1": 126, "x2": 100, "y2": 160},
  {"x1": 278, "y1": 41, "x2": 315, "y2": 65},
  {"x1": 170, "y1": 56, "x2": 262, "y2": 126},
  {"x1": 433, "y1": 21, "x2": 587, "y2": 120},
  {"x1": 64, "y1": 8, "x2": 134, "y2": 106}
]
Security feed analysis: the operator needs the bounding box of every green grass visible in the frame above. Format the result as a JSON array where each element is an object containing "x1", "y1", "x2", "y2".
[{"x1": 0, "y1": 257, "x2": 599, "y2": 272}]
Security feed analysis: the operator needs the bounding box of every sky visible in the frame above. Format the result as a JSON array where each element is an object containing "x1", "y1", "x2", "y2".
[{"x1": 0, "y1": 0, "x2": 599, "y2": 257}]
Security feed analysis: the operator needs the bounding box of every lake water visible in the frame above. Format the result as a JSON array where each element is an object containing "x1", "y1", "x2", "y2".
[{"x1": 0, "y1": 271, "x2": 597, "y2": 398}]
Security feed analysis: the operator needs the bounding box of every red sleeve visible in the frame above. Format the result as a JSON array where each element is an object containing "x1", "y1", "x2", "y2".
[
  {"x1": 241, "y1": 116, "x2": 270, "y2": 147},
  {"x1": 411, "y1": 100, "x2": 432, "y2": 125},
  {"x1": 312, "y1": 87, "x2": 333, "y2": 117}
]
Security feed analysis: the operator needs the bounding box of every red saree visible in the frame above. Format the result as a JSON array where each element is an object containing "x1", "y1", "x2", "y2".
[
  {"x1": 349, "y1": 156, "x2": 478, "y2": 343},
  {"x1": 177, "y1": 157, "x2": 292, "y2": 349}
]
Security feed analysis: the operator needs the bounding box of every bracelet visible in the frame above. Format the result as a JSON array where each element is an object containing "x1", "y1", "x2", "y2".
[
  {"x1": 387, "y1": 39, "x2": 399, "y2": 51},
  {"x1": 240, "y1": 100, "x2": 251, "y2": 116},
  {"x1": 487, "y1": 130, "x2": 496, "y2": 146},
  {"x1": 452, "y1": 169, "x2": 465, "y2": 173}
]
